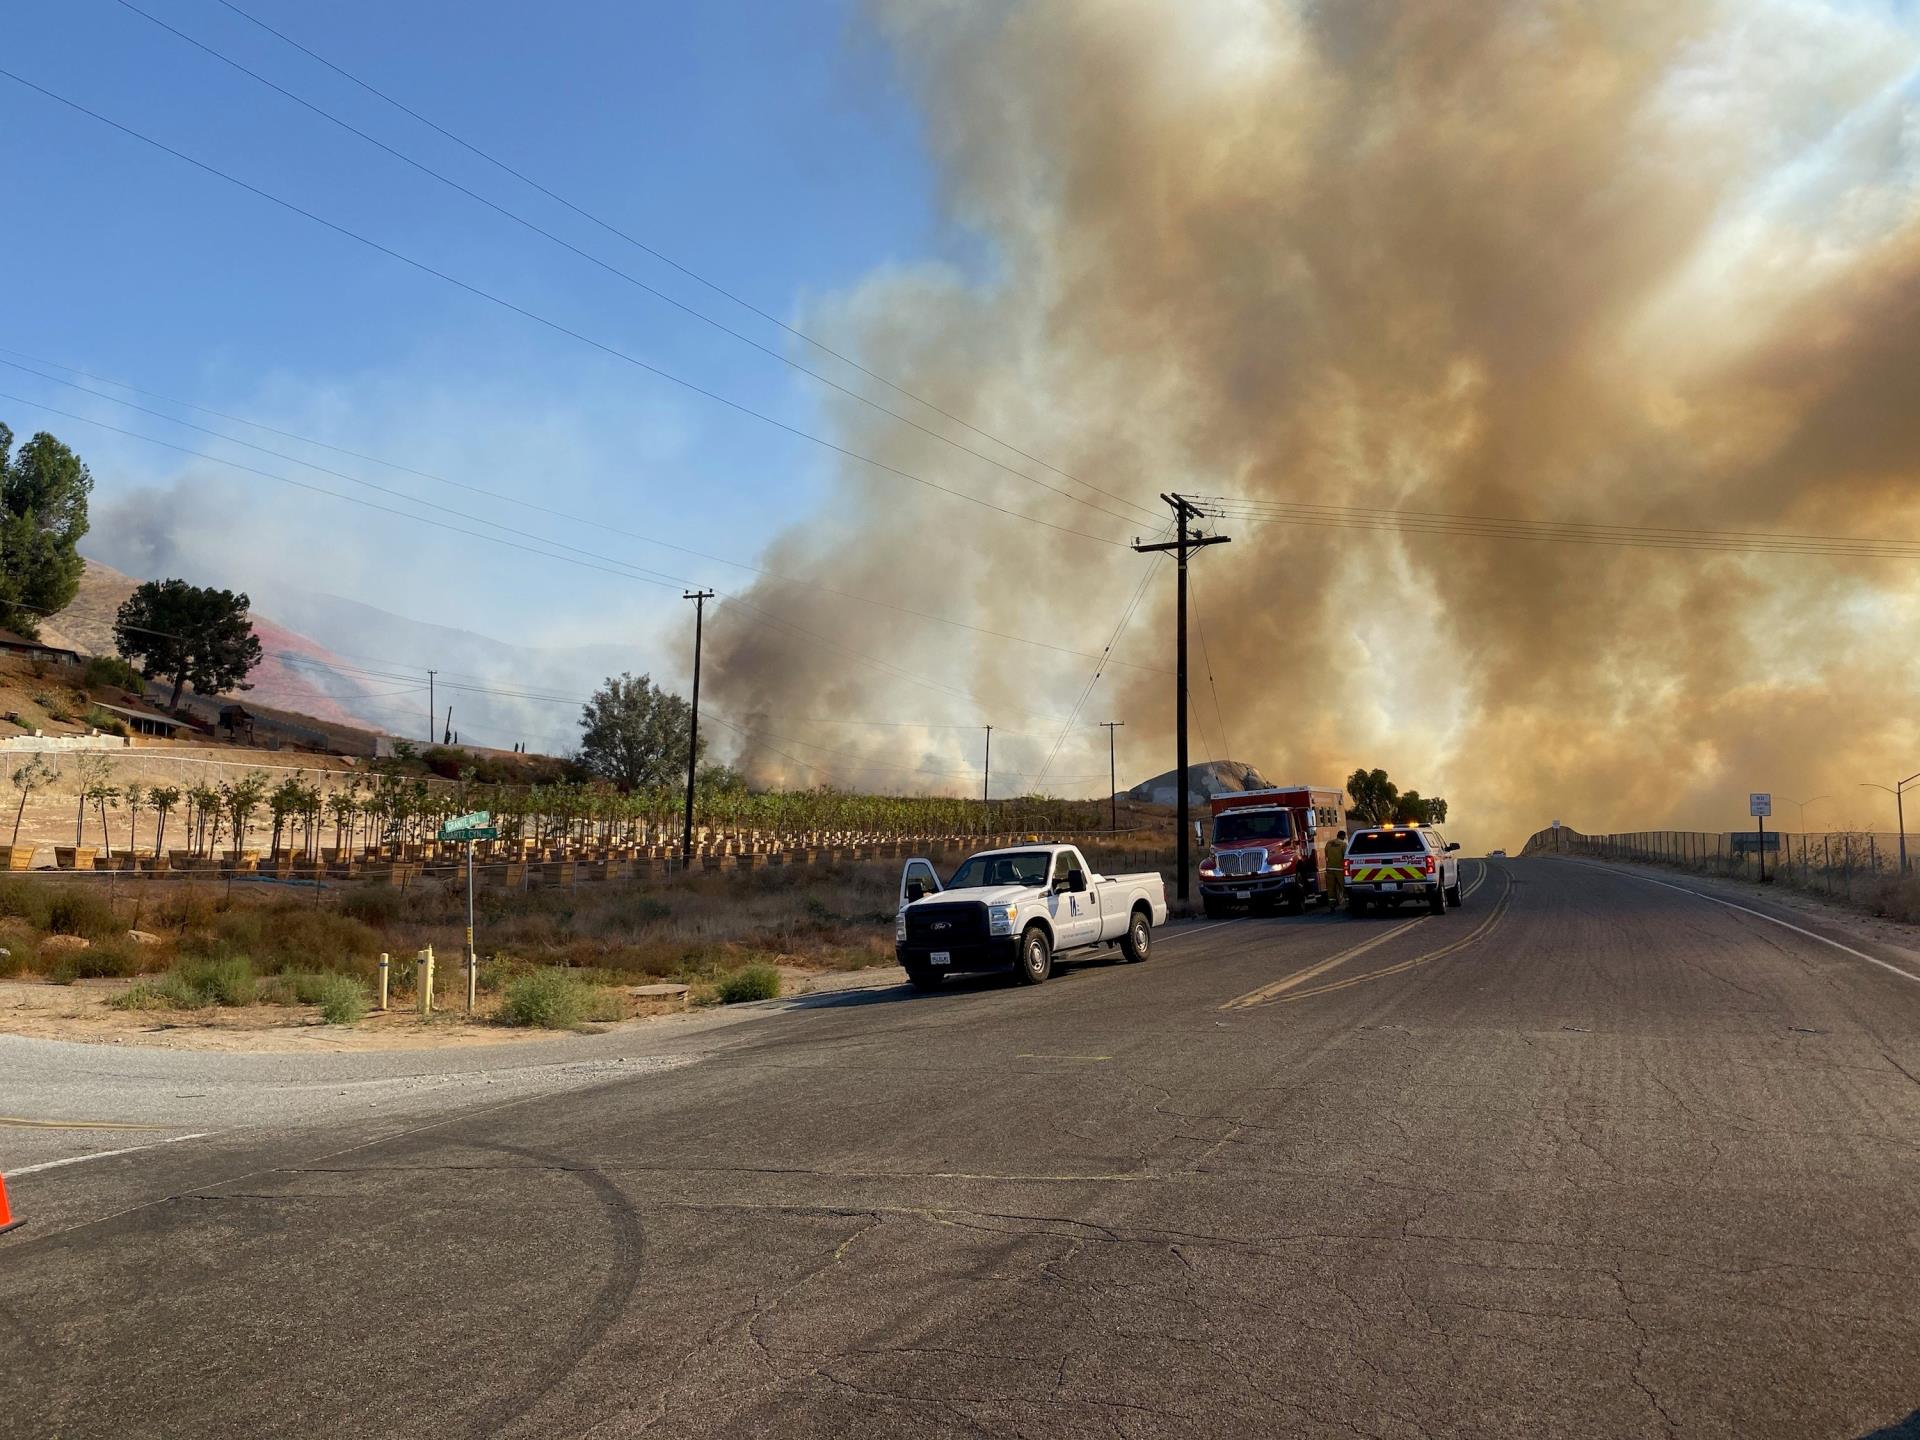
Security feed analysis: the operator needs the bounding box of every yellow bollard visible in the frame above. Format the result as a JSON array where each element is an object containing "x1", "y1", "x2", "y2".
[
  {"x1": 416, "y1": 944, "x2": 434, "y2": 1017},
  {"x1": 377, "y1": 952, "x2": 390, "y2": 1011}
]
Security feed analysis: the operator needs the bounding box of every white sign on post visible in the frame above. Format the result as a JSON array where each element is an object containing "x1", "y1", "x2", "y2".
[{"x1": 1749, "y1": 793, "x2": 1773, "y2": 818}]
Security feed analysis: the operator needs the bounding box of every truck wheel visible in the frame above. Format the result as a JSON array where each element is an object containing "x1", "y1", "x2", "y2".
[
  {"x1": 1121, "y1": 909, "x2": 1151, "y2": 963},
  {"x1": 904, "y1": 965, "x2": 943, "y2": 992},
  {"x1": 1446, "y1": 879, "x2": 1463, "y2": 908},
  {"x1": 1202, "y1": 897, "x2": 1226, "y2": 919},
  {"x1": 1348, "y1": 895, "x2": 1369, "y2": 916},
  {"x1": 1282, "y1": 885, "x2": 1306, "y2": 916},
  {"x1": 1428, "y1": 885, "x2": 1446, "y2": 915},
  {"x1": 1014, "y1": 925, "x2": 1053, "y2": 985}
]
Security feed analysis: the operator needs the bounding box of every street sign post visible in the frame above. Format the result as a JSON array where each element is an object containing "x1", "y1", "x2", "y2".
[
  {"x1": 1750, "y1": 794, "x2": 1772, "y2": 882},
  {"x1": 436, "y1": 812, "x2": 494, "y2": 1007}
]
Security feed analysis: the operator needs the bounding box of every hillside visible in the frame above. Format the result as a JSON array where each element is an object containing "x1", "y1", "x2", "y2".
[{"x1": 38, "y1": 560, "x2": 375, "y2": 727}]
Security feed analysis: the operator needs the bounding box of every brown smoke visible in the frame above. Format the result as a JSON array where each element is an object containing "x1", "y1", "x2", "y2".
[{"x1": 703, "y1": 0, "x2": 1920, "y2": 848}]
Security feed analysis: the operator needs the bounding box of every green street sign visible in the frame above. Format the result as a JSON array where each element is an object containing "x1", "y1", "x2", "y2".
[{"x1": 439, "y1": 810, "x2": 496, "y2": 842}]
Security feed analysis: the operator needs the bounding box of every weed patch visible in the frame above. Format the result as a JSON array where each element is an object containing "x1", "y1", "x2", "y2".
[
  {"x1": 498, "y1": 968, "x2": 591, "y2": 1029},
  {"x1": 716, "y1": 964, "x2": 781, "y2": 1004},
  {"x1": 316, "y1": 974, "x2": 370, "y2": 1024}
]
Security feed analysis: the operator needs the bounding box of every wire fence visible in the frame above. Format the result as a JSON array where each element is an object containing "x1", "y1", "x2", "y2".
[{"x1": 1521, "y1": 825, "x2": 1918, "y2": 907}]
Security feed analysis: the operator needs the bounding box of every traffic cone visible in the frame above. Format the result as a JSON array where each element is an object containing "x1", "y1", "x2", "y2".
[{"x1": 0, "y1": 1172, "x2": 21, "y2": 1235}]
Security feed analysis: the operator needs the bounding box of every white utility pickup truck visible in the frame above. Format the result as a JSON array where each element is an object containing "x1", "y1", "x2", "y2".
[{"x1": 895, "y1": 844, "x2": 1169, "y2": 990}]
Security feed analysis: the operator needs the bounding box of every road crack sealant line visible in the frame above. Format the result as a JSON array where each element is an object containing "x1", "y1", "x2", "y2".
[
  {"x1": 1218, "y1": 863, "x2": 1504, "y2": 1012},
  {"x1": 1563, "y1": 858, "x2": 1920, "y2": 988}
]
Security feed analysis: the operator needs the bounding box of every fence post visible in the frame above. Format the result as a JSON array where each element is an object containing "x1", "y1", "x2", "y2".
[
  {"x1": 377, "y1": 953, "x2": 390, "y2": 1011},
  {"x1": 416, "y1": 945, "x2": 434, "y2": 1017}
]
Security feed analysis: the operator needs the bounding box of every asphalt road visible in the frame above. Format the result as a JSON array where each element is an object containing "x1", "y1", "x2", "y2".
[{"x1": 5, "y1": 857, "x2": 1920, "y2": 1439}]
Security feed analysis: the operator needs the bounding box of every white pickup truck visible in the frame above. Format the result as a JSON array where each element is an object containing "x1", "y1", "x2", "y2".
[{"x1": 895, "y1": 844, "x2": 1169, "y2": 990}]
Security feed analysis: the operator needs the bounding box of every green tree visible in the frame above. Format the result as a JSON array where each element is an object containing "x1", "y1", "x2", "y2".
[
  {"x1": 219, "y1": 771, "x2": 270, "y2": 859},
  {"x1": 112, "y1": 579, "x2": 265, "y2": 711},
  {"x1": 577, "y1": 673, "x2": 701, "y2": 789},
  {"x1": 0, "y1": 424, "x2": 92, "y2": 639},
  {"x1": 1394, "y1": 791, "x2": 1450, "y2": 825},
  {"x1": 1345, "y1": 768, "x2": 1400, "y2": 827},
  {"x1": 148, "y1": 784, "x2": 181, "y2": 857},
  {"x1": 7, "y1": 756, "x2": 58, "y2": 848}
]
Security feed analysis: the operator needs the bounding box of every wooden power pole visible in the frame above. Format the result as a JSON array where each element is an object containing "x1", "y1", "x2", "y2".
[{"x1": 1133, "y1": 496, "x2": 1229, "y2": 903}]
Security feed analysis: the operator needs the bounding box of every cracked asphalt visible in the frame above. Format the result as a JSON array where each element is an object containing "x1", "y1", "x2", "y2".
[{"x1": 5, "y1": 857, "x2": 1920, "y2": 1438}]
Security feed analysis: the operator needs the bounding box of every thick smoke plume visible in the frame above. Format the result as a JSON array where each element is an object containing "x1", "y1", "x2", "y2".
[{"x1": 705, "y1": 0, "x2": 1920, "y2": 847}]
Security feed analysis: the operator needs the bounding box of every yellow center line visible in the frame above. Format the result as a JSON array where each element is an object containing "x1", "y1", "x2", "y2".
[
  {"x1": 1274, "y1": 871, "x2": 1516, "y2": 1004},
  {"x1": 0, "y1": 1116, "x2": 180, "y2": 1131},
  {"x1": 1016, "y1": 1054, "x2": 1112, "y2": 1061},
  {"x1": 1219, "y1": 918, "x2": 1425, "y2": 1011}
]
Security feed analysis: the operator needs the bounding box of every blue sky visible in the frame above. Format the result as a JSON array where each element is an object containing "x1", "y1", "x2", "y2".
[{"x1": 1, "y1": 0, "x2": 954, "y2": 665}]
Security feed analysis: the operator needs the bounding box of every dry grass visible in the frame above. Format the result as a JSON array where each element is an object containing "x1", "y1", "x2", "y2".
[{"x1": 0, "y1": 843, "x2": 1185, "y2": 1019}]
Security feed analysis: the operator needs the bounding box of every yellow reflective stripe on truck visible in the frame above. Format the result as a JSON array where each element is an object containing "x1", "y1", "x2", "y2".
[{"x1": 1351, "y1": 864, "x2": 1424, "y2": 882}]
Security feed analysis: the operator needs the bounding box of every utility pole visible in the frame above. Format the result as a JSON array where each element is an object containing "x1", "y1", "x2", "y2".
[
  {"x1": 681, "y1": 591, "x2": 715, "y2": 872},
  {"x1": 1100, "y1": 721, "x2": 1124, "y2": 832},
  {"x1": 426, "y1": 669, "x2": 437, "y2": 744},
  {"x1": 442, "y1": 705, "x2": 453, "y2": 747},
  {"x1": 1134, "y1": 495, "x2": 1229, "y2": 903},
  {"x1": 982, "y1": 725, "x2": 993, "y2": 831}
]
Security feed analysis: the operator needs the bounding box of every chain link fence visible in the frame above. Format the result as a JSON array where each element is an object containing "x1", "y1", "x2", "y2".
[{"x1": 1522, "y1": 825, "x2": 1919, "y2": 912}]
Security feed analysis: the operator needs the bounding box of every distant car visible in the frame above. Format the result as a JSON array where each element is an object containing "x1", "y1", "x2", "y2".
[
  {"x1": 1488, "y1": 848, "x2": 1507, "y2": 858},
  {"x1": 1343, "y1": 825, "x2": 1463, "y2": 915}
]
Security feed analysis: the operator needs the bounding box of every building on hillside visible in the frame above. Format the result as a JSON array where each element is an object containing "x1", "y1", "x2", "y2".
[
  {"x1": 218, "y1": 703, "x2": 257, "y2": 742},
  {"x1": 0, "y1": 628, "x2": 82, "y2": 669},
  {"x1": 89, "y1": 700, "x2": 187, "y2": 739}
]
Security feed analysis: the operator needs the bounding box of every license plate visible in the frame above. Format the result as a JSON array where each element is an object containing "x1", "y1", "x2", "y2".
[
  {"x1": 1379, "y1": 882, "x2": 1398, "y2": 892},
  {"x1": 1233, "y1": 889, "x2": 1251, "y2": 899},
  {"x1": 930, "y1": 951, "x2": 951, "y2": 966}
]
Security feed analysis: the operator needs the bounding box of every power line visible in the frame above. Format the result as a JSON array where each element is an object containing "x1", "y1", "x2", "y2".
[
  {"x1": 0, "y1": 389, "x2": 1075, "y2": 721},
  {"x1": 108, "y1": 0, "x2": 1160, "y2": 533},
  {"x1": 0, "y1": 349, "x2": 1164, "y2": 673},
  {"x1": 1033, "y1": 539, "x2": 1170, "y2": 790},
  {"x1": 0, "y1": 66, "x2": 1133, "y2": 550},
  {"x1": 1192, "y1": 496, "x2": 1920, "y2": 562},
  {"x1": 1187, "y1": 565, "x2": 1233, "y2": 762},
  {"x1": 206, "y1": 0, "x2": 1166, "y2": 527}
]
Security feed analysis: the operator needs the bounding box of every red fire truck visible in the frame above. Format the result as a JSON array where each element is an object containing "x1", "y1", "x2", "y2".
[{"x1": 1197, "y1": 784, "x2": 1345, "y2": 918}]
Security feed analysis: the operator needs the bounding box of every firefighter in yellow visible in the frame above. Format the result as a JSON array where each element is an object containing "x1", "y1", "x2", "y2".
[{"x1": 1324, "y1": 830, "x2": 1348, "y2": 910}]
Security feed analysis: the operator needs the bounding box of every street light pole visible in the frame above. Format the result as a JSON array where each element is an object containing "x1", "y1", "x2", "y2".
[
  {"x1": 1859, "y1": 772, "x2": 1920, "y2": 875},
  {"x1": 1781, "y1": 794, "x2": 1833, "y2": 831}
]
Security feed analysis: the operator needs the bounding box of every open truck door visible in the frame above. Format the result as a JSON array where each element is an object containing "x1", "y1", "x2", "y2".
[{"x1": 900, "y1": 857, "x2": 941, "y2": 909}]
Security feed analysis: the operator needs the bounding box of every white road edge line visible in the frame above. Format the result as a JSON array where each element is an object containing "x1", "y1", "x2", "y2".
[
  {"x1": 11, "y1": 1131, "x2": 217, "y2": 1177},
  {"x1": 1592, "y1": 864, "x2": 1920, "y2": 987}
]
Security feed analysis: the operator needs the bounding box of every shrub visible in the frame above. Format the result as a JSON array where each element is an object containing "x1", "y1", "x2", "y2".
[
  {"x1": 46, "y1": 889, "x2": 120, "y2": 939},
  {"x1": 84, "y1": 655, "x2": 147, "y2": 692},
  {"x1": 84, "y1": 709, "x2": 129, "y2": 738},
  {"x1": 46, "y1": 938, "x2": 147, "y2": 982},
  {"x1": 716, "y1": 964, "x2": 781, "y2": 1004},
  {"x1": 107, "y1": 973, "x2": 208, "y2": 1010},
  {"x1": 498, "y1": 968, "x2": 590, "y2": 1029},
  {"x1": 316, "y1": 974, "x2": 369, "y2": 1024},
  {"x1": 172, "y1": 954, "x2": 256, "y2": 1006},
  {"x1": 107, "y1": 980, "x2": 171, "y2": 1011},
  {"x1": 339, "y1": 886, "x2": 404, "y2": 926},
  {"x1": 0, "y1": 880, "x2": 50, "y2": 929},
  {"x1": 258, "y1": 971, "x2": 330, "y2": 1005},
  {"x1": 0, "y1": 941, "x2": 26, "y2": 978}
]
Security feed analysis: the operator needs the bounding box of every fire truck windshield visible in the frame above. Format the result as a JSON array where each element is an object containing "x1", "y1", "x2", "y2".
[{"x1": 1214, "y1": 810, "x2": 1292, "y2": 844}]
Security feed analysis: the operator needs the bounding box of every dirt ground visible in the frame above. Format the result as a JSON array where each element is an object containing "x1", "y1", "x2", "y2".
[{"x1": 0, "y1": 962, "x2": 886, "y2": 1052}]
